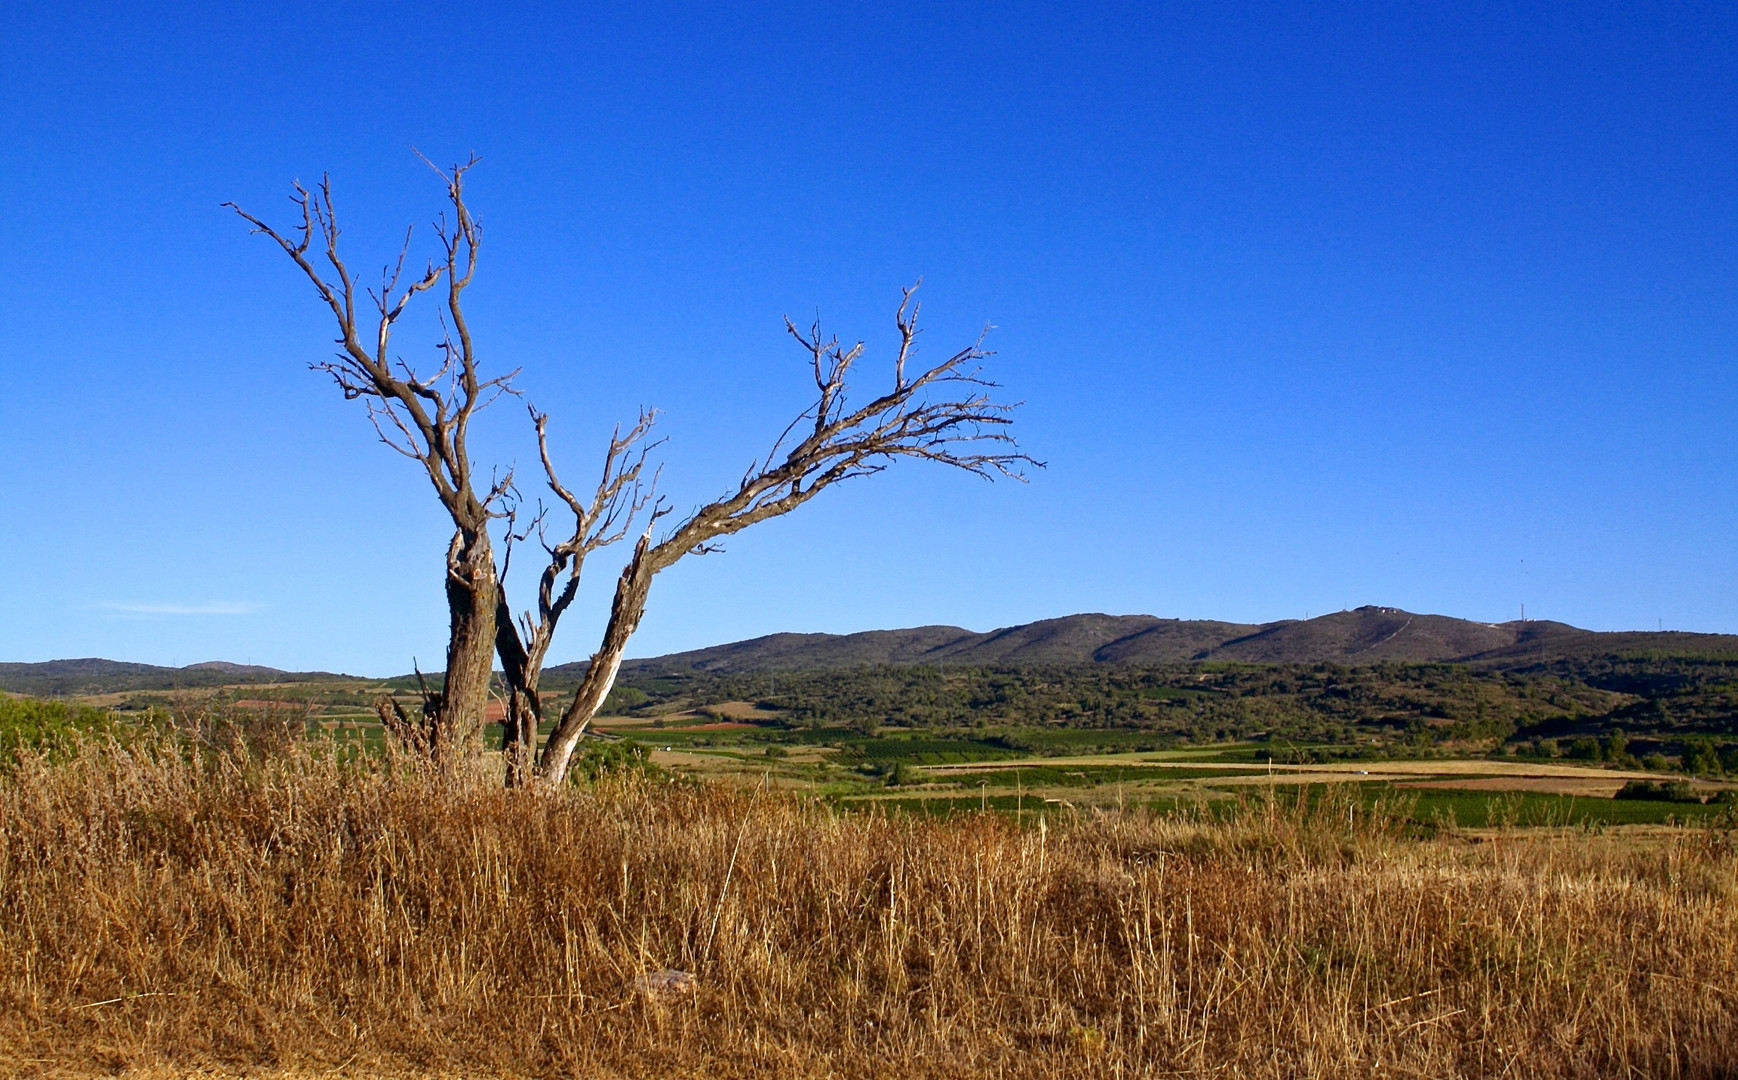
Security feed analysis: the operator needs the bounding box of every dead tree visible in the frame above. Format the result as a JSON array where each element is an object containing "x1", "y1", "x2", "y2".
[
  {"x1": 226, "y1": 158, "x2": 512, "y2": 760},
  {"x1": 498, "y1": 286, "x2": 1035, "y2": 787}
]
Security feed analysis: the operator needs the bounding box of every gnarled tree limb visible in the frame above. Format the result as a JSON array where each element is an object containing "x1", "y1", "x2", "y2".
[{"x1": 529, "y1": 284, "x2": 1037, "y2": 786}]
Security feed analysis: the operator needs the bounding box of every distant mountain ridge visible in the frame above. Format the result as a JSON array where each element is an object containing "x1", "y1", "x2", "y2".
[
  {"x1": 0, "y1": 658, "x2": 348, "y2": 697},
  {"x1": 598, "y1": 607, "x2": 1738, "y2": 676},
  {"x1": 8, "y1": 609, "x2": 1737, "y2": 696}
]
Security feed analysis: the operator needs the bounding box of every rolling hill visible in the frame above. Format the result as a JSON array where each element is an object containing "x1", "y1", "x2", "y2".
[
  {"x1": 0, "y1": 659, "x2": 349, "y2": 697},
  {"x1": 600, "y1": 607, "x2": 1738, "y2": 676},
  {"x1": 7, "y1": 608, "x2": 1735, "y2": 697}
]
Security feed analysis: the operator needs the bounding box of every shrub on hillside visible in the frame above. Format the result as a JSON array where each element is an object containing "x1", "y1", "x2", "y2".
[
  {"x1": 1684, "y1": 737, "x2": 1725, "y2": 777},
  {"x1": 570, "y1": 738, "x2": 659, "y2": 782},
  {"x1": 0, "y1": 696, "x2": 122, "y2": 765},
  {"x1": 1614, "y1": 779, "x2": 1704, "y2": 803}
]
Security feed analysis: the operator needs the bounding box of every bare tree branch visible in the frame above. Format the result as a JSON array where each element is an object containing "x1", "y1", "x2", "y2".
[
  {"x1": 530, "y1": 284, "x2": 1038, "y2": 785},
  {"x1": 493, "y1": 405, "x2": 663, "y2": 782}
]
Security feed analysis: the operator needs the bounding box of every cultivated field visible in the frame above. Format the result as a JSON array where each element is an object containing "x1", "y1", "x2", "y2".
[
  {"x1": 578, "y1": 698, "x2": 1738, "y2": 829},
  {"x1": 23, "y1": 676, "x2": 1738, "y2": 827}
]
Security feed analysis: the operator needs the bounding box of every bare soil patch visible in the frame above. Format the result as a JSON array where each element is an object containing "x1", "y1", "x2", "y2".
[{"x1": 702, "y1": 700, "x2": 784, "y2": 721}]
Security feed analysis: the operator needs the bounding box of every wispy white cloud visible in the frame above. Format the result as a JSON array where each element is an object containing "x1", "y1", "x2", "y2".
[{"x1": 98, "y1": 601, "x2": 262, "y2": 616}]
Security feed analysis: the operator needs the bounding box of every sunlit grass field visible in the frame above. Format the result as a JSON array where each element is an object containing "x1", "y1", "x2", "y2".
[
  {"x1": 2, "y1": 730, "x2": 1736, "y2": 1078},
  {"x1": 4, "y1": 691, "x2": 1736, "y2": 1076}
]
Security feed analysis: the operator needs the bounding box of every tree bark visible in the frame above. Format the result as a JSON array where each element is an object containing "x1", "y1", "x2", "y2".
[
  {"x1": 434, "y1": 528, "x2": 499, "y2": 759},
  {"x1": 494, "y1": 593, "x2": 542, "y2": 786}
]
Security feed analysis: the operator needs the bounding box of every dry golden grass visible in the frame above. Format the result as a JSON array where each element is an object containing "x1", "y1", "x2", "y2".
[{"x1": 2, "y1": 738, "x2": 1735, "y2": 1078}]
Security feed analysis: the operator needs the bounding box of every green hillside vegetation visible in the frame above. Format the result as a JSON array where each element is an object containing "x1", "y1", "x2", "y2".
[
  {"x1": 0, "y1": 695, "x2": 127, "y2": 764},
  {"x1": 599, "y1": 653, "x2": 1738, "y2": 764}
]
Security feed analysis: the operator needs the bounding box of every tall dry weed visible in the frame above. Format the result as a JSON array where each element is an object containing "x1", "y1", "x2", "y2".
[{"x1": 1, "y1": 736, "x2": 1734, "y2": 1077}]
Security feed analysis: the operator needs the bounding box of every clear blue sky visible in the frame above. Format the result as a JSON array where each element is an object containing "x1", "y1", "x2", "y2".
[{"x1": 1, "y1": 2, "x2": 1733, "y2": 675}]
